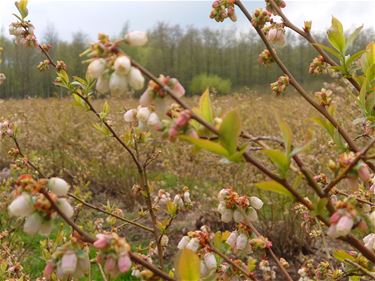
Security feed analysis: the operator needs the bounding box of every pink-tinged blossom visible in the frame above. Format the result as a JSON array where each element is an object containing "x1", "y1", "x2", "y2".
[
  {"x1": 170, "y1": 78, "x2": 185, "y2": 97},
  {"x1": 186, "y1": 237, "x2": 200, "y2": 252},
  {"x1": 330, "y1": 212, "x2": 341, "y2": 224},
  {"x1": 204, "y1": 253, "x2": 217, "y2": 270},
  {"x1": 105, "y1": 256, "x2": 116, "y2": 272},
  {"x1": 236, "y1": 233, "x2": 248, "y2": 251},
  {"x1": 147, "y1": 112, "x2": 161, "y2": 130},
  {"x1": 226, "y1": 231, "x2": 238, "y2": 248},
  {"x1": 266, "y1": 28, "x2": 286, "y2": 46},
  {"x1": 175, "y1": 110, "x2": 192, "y2": 127},
  {"x1": 123, "y1": 109, "x2": 137, "y2": 123},
  {"x1": 43, "y1": 262, "x2": 55, "y2": 278},
  {"x1": 358, "y1": 164, "x2": 371, "y2": 182},
  {"x1": 363, "y1": 233, "x2": 375, "y2": 250},
  {"x1": 94, "y1": 234, "x2": 110, "y2": 249},
  {"x1": 61, "y1": 252, "x2": 77, "y2": 275},
  {"x1": 328, "y1": 215, "x2": 354, "y2": 238},
  {"x1": 118, "y1": 254, "x2": 132, "y2": 272},
  {"x1": 139, "y1": 90, "x2": 154, "y2": 107},
  {"x1": 177, "y1": 236, "x2": 191, "y2": 250}
]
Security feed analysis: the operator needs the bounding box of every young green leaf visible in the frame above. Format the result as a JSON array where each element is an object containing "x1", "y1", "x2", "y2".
[
  {"x1": 175, "y1": 249, "x2": 200, "y2": 281},
  {"x1": 327, "y1": 17, "x2": 346, "y2": 53},
  {"x1": 345, "y1": 25, "x2": 363, "y2": 52},
  {"x1": 262, "y1": 149, "x2": 290, "y2": 178},
  {"x1": 278, "y1": 120, "x2": 293, "y2": 154},
  {"x1": 179, "y1": 135, "x2": 229, "y2": 157},
  {"x1": 199, "y1": 89, "x2": 214, "y2": 124},
  {"x1": 255, "y1": 181, "x2": 294, "y2": 198},
  {"x1": 15, "y1": 0, "x2": 28, "y2": 19},
  {"x1": 218, "y1": 111, "x2": 241, "y2": 154}
]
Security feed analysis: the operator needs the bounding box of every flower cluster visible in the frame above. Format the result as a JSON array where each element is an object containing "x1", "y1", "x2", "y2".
[
  {"x1": 338, "y1": 152, "x2": 371, "y2": 183},
  {"x1": 9, "y1": 21, "x2": 37, "y2": 48},
  {"x1": 43, "y1": 241, "x2": 90, "y2": 280},
  {"x1": 84, "y1": 32, "x2": 148, "y2": 96},
  {"x1": 270, "y1": 75, "x2": 289, "y2": 96},
  {"x1": 259, "y1": 259, "x2": 277, "y2": 280},
  {"x1": 314, "y1": 88, "x2": 333, "y2": 107},
  {"x1": 7, "y1": 175, "x2": 74, "y2": 236},
  {"x1": 0, "y1": 120, "x2": 14, "y2": 138},
  {"x1": 308, "y1": 55, "x2": 327, "y2": 75},
  {"x1": 265, "y1": 0, "x2": 286, "y2": 15},
  {"x1": 209, "y1": 0, "x2": 237, "y2": 23},
  {"x1": 94, "y1": 233, "x2": 132, "y2": 278},
  {"x1": 258, "y1": 49, "x2": 274, "y2": 65},
  {"x1": 124, "y1": 106, "x2": 161, "y2": 130},
  {"x1": 217, "y1": 188, "x2": 263, "y2": 224},
  {"x1": 139, "y1": 75, "x2": 185, "y2": 108},
  {"x1": 154, "y1": 188, "x2": 192, "y2": 209},
  {"x1": 251, "y1": 8, "x2": 272, "y2": 28},
  {"x1": 327, "y1": 203, "x2": 357, "y2": 238}
]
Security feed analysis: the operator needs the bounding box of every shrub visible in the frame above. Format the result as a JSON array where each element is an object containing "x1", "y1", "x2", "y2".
[{"x1": 190, "y1": 74, "x2": 231, "y2": 95}]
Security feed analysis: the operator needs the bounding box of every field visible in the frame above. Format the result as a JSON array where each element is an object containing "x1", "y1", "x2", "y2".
[{"x1": 0, "y1": 88, "x2": 365, "y2": 279}]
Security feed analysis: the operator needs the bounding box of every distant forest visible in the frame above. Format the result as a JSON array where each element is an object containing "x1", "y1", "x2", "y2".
[{"x1": 0, "y1": 22, "x2": 373, "y2": 98}]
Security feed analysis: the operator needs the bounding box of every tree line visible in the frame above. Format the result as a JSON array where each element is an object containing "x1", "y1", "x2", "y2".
[{"x1": 0, "y1": 23, "x2": 373, "y2": 99}]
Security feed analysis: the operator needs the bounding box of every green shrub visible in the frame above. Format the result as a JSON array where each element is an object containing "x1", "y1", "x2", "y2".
[{"x1": 190, "y1": 74, "x2": 231, "y2": 95}]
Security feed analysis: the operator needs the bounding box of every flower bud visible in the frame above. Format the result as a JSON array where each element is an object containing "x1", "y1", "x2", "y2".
[
  {"x1": 358, "y1": 164, "x2": 371, "y2": 182},
  {"x1": 109, "y1": 72, "x2": 128, "y2": 96},
  {"x1": 94, "y1": 234, "x2": 109, "y2": 249},
  {"x1": 136, "y1": 107, "x2": 151, "y2": 122},
  {"x1": 250, "y1": 196, "x2": 263, "y2": 209},
  {"x1": 363, "y1": 233, "x2": 375, "y2": 250},
  {"x1": 48, "y1": 177, "x2": 70, "y2": 196},
  {"x1": 140, "y1": 89, "x2": 155, "y2": 107},
  {"x1": 170, "y1": 78, "x2": 185, "y2": 97},
  {"x1": 23, "y1": 213, "x2": 42, "y2": 235},
  {"x1": 236, "y1": 233, "x2": 248, "y2": 251},
  {"x1": 118, "y1": 254, "x2": 132, "y2": 272},
  {"x1": 123, "y1": 109, "x2": 137, "y2": 123},
  {"x1": 233, "y1": 209, "x2": 245, "y2": 223},
  {"x1": 226, "y1": 231, "x2": 238, "y2": 248},
  {"x1": 114, "y1": 56, "x2": 131, "y2": 75},
  {"x1": 43, "y1": 262, "x2": 55, "y2": 278},
  {"x1": 177, "y1": 236, "x2": 190, "y2": 249},
  {"x1": 105, "y1": 256, "x2": 116, "y2": 272},
  {"x1": 125, "y1": 31, "x2": 148, "y2": 47},
  {"x1": 128, "y1": 67, "x2": 145, "y2": 90},
  {"x1": 247, "y1": 207, "x2": 258, "y2": 222},
  {"x1": 57, "y1": 198, "x2": 74, "y2": 218},
  {"x1": 96, "y1": 76, "x2": 110, "y2": 94},
  {"x1": 218, "y1": 189, "x2": 229, "y2": 201},
  {"x1": 39, "y1": 220, "x2": 53, "y2": 236},
  {"x1": 8, "y1": 193, "x2": 34, "y2": 217},
  {"x1": 87, "y1": 59, "x2": 106, "y2": 79},
  {"x1": 160, "y1": 235, "x2": 169, "y2": 247},
  {"x1": 221, "y1": 208, "x2": 233, "y2": 223},
  {"x1": 173, "y1": 195, "x2": 184, "y2": 208},
  {"x1": 61, "y1": 252, "x2": 77, "y2": 275},
  {"x1": 335, "y1": 215, "x2": 354, "y2": 237},
  {"x1": 147, "y1": 112, "x2": 161, "y2": 129},
  {"x1": 266, "y1": 28, "x2": 286, "y2": 46},
  {"x1": 200, "y1": 260, "x2": 209, "y2": 277},
  {"x1": 183, "y1": 191, "x2": 191, "y2": 204},
  {"x1": 186, "y1": 237, "x2": 200, "y2": 252},
  {"x1": 204, "y1": 253, "x2": 217, "y2": 270}
]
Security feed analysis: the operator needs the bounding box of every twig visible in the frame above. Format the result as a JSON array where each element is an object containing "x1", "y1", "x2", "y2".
[
  {"x1": 68, "y1": 193, "x2": 153, "y2": 233},
  {"x1": 209, "y1": 244, "x2": 258, "y2": 281},
  {"x1": 344, "y1": 259, "x2": 375, "y2": 279}
]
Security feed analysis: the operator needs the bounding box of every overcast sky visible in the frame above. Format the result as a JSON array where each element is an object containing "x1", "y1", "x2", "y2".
[{"x1": 0, "y1": 0, "x2": 374, "y2": 41}]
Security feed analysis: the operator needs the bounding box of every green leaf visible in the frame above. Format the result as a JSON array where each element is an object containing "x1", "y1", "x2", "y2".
[
  {"x1": 333, "y1": 128, "x2": 347, "y2": 152},
  {"x1": 262, "y1": 149, "x2": 290, "y2": 178},
  {"x1": 255, "y1": 181, "x2": 294, "y2": 198},
  {"x1": 346, "y1": 25, "x2": 363, "y2": 51},
  {"x1": 313, "y1": 43, "x2": 341, "y2": 59},
  {"x1": 93, "y1": 123, "x2": 111, "y2": 137},
  {"x1": 72, "y1": 93, "x2": 90, "y2": 111},
  {"x1": 15, "y1": 0, "x2": 28, "y2": 19},
  {"x1": 327, "y1": 17, "x2": 345, "y2": 53},
  {"x1": 333, "y1": 250, "x2": 355, "y2": 262},
  {"x1": 278, "y1": 120, "x2": 293, "y2": 154},
  {"x1": 311, "y1": 116, "x2": 334, "y2": 137},
  {"x1": 345, "y1": 50, "x2": 366, "y2": 68},
  {"x1": 179, "y1": 135, "x2": 229, "y2": 157},
  {"x1": 175, "y1": 249, "x2": 200, "y2": 281},
  {"x1": 227, "y1": 145, "x2": 248, "y2": 163},
  {"x1": 198, "y1": 89, "x2": 214, "y2": 124},
  {"x1": 218, "y1": 111, "x2": 241, "y2": 154}
]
